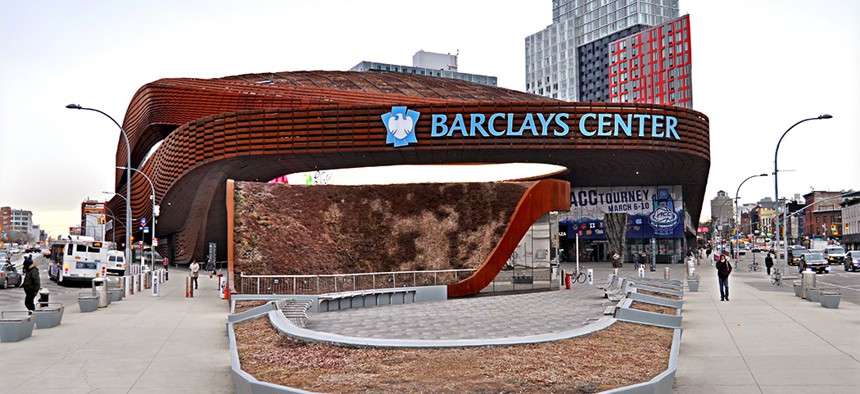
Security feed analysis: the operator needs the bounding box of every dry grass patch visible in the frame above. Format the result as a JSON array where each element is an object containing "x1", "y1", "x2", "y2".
[
  {"x1": 233, "y1": 300, "x2": 270, "y2": 314},
  {"x1": 630, "y1": 301, "x2": 677, "y2": 315},
  {"x1": 637, "y1": 289, "x2": 681, "y2": 300},
  {"x1": 235, "y1": 317, "x2": 673, "y2": 393}
]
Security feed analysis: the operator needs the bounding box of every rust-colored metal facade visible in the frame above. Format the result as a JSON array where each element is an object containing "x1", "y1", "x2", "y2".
[
  {"x1": 107, "y1": 71, "x2": 710, "y2": 265},
  {"x1": 447, "y1": 179, "x2": 571, "y2": 297}
]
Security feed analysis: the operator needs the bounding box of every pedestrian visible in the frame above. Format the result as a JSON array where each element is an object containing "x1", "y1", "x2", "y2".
[
  {"x1": 206, "y1": 259, "x2": 215, "y2": 278},
  {"x1": 765, "y1": 252, "x2": 774, "y2": 275},
  {"x1": 162, "y1": 256, "x2": 170, "y2": 280},
  {"x1": 22, "y1": 257, "x2": 40, "y2": 312},
  {"x1": 189, "y1": 260, "x2": 200, "y2": 289},
  {"x1": 611, "y1": 252, "x2": 622, "y2": 268},
  {"x1": 706, "y1": 246, "x2": 713, "y2": 265},
  {"x1": 633, "y1": 253, "x2": 641, "y2": 270},
  {"x1": 686, "y1": 251, "x2": 696, "y2": 277},
  {"x1": 716, "y1": 254, "x2": 732, "y2": 301}
]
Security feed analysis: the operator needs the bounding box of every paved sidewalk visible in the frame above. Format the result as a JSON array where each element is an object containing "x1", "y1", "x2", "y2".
[
  {"x1": 0, "y1": 270, "x2": 233, "y2": 393},
  {"x1": 674, "y1": 263, "x2": 860, "y2": 393}
]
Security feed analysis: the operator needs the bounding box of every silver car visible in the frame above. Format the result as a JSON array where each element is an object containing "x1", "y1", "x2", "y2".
[{"x1": 0, "y1": 261, "x2": 23, "y2": 289}]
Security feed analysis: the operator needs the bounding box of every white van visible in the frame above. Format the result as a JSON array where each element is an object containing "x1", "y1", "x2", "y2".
[{"x1": 106, "y1": 250, "x2": 127, "y2": 276}]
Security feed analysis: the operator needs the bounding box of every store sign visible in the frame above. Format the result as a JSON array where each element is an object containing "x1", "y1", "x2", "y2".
[
  {"x1": 383, "y1": 106, "x2": 681, "y2": 148},
  {"x1": 560, "y1": 186, "x2": 684, "y2": 239}
]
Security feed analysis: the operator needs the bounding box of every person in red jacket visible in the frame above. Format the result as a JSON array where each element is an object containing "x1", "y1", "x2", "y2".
[{"x1": 716, "y1": 254, "x2": 732, "y2": 301}]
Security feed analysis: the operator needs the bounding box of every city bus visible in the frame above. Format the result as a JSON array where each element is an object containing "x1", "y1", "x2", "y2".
[{"x1": 48, "y1": 235, "x2": 108, "y2": 285}]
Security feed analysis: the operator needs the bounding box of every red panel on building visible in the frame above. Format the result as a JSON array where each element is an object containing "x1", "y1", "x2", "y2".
[{"x1": 609, "y1": 15, "x2": 693, "y2": 108}]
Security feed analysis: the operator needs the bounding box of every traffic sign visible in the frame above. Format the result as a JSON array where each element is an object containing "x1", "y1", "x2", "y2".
[{"x1": 140, "y1": 218, "x2": 147, "y2": 226}]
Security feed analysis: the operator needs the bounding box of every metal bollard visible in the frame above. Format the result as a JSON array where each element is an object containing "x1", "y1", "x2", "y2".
[
  {"x1": 186, "y1": 276, "x2": 194, "y2": 298},
  {"x1": 664, "y1": 267, "x2": 670, "y2": 280}
]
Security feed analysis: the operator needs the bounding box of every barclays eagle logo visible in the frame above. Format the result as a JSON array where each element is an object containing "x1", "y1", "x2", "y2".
[{"x1": 382, "y1": 106, "x2": 419, "y2": 147}]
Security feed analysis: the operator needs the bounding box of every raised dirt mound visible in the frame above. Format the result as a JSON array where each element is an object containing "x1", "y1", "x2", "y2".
[{"x1": 233, "y1": 181, "x2": 531, "y2": 275}]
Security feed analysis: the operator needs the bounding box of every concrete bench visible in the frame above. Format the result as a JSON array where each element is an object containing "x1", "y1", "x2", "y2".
[
  {"x1": 606, "y1": 278, "x2": 630, "y2": 301},
  {"x1": 0, "y1": 311, "x2": 36, "y2": 342},
  {"x1": 603, "y1": 305, "x2": 617, "y2": 316},
  {"x1": 318, "y1": 288, "x2": 418, "y2": 312},
  {"x1": 596, "y1": 274, "x2": 617, "y2": 291}
]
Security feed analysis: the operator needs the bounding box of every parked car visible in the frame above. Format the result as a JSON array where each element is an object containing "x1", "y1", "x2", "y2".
[
  {"x1": 823, "y1": 245, "x2": 847, "y2": 265},
  {"x1": 800, "y1": 252, "x2": 829, "y2": 274},
  {"x1": 788, "y1": 246, "x2": 808, "y2": 266},
  {"x1": 844, "y1": 251, "x2": 860, "y2": 272},
  {"x1": 0, "y1": 261, "x2": 23, "y2": 289}
]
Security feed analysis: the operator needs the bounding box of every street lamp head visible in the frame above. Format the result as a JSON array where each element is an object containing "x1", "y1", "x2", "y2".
[
  {"x1": 117, "y1": 166, "x2": 128, "y2": 170},
  {"x1": 758, "y1": 173, "x2": 769, "y2": 177},
  {"x1": 818, "y1": 114, "x2": 833, "y2": 119},
  {"x1": 65, "y1": 103, "x2": 82, "y2": 109}
]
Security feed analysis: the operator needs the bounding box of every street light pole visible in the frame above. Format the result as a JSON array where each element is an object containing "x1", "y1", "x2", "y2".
[
  {"x1": 773, "y1": 114, "x2": 832, "y2": 275},
  {"x1": 67, "y1": 104, "x2": 132, "y2": 268},
  {"x1": 118, "y1": 166, "x2": 157, "y2": 273},
  {"x1": 734, "y1": 173, "x2": 768, "y2": 259}
]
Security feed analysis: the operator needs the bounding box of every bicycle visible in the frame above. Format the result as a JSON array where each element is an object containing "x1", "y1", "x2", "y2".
[
  {"x1": 568, "y1": 268, "x2": 588, "y2": 284},
  {"x1": 771, "y1": 268, "x2": 782, "y2": 286},
  {"x1": 749, "y1": 261, "x2": 760, "y2": 272}
]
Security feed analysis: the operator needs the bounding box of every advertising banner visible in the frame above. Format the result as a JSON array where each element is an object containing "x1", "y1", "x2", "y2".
[{"x1": 560, "y1": 185, "x2": 684, "y2": 239}]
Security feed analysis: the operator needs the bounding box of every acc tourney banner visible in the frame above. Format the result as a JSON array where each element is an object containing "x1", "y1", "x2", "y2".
[{"x1": 560, "y1": 185, "x2": 685, "y2": 239}]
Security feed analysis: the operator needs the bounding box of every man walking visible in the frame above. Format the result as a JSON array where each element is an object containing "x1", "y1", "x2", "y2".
[
  {"x1": 716, "y1": 254, "x2": 732, "y2": 301},
  {"x1": 22, "y1": 256, "x2": 40, "y2": 312},
  {"x1": 765, "y1": 252, "x2": 774, "y2": 275}
]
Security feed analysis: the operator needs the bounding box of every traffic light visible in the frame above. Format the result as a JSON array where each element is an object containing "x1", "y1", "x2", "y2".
[{"x1": 130, "y1": 235, "x2": 134, "y2": 242}]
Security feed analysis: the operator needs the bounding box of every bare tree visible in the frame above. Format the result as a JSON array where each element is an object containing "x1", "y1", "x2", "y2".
[{"x1": 604, "y1": 213, "x2": 628, "y2": 266}]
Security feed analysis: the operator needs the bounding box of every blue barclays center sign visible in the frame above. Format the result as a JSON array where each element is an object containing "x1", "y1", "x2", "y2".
[{"x1": 383, "y1": 106, "x2": 680, "y2": 147}]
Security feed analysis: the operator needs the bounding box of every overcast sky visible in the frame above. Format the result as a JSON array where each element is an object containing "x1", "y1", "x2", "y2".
[{"x1": 1, "y1": 0, "x2": 858, "y2": 237}]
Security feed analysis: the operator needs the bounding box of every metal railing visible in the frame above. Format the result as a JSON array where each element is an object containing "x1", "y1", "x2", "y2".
[{"x1": 237, "y1": 269, "x2": 475, "y2": 295}]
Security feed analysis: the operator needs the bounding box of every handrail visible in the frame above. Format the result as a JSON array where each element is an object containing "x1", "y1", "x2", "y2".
[
  {"x1": 237, "y1": 269, "x2": 475, "y2": 295},
  {"x1": 239, "y1": 269, "x2": 474, "y2": 279}
]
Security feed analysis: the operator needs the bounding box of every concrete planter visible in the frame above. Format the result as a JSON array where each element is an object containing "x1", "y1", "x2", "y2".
[
  {"x1": 0, "y1": 312, "x2": 36, "y2": 342},
  {"x1": 687, "y1": 280, "x2": 699, "y2": 292},
  {"x1": 807, "y1": 288, "x2": 821, "y2": 303},
  {"x1": 78, "y1": 295, "x2": 99, "y2": 313},
  {"x1": 109, "y1": 289, "x2": 122, "y2": 302},
  {"x1": 34, "y1": 303, "x2": 64, "y2": 329},
  {"x1": 793, "y1": 281, "x2": 802, "y2": 297},
  {"x1": 819, "y1": 293, "x2": 841, "y2": 309}
]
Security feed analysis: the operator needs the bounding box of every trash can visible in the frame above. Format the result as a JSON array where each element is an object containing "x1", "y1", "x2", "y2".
[
  {"x1": 801, "y1": 271, "x2": 816, "y2": 299},
  {"x1": 92, "y1": 278, "x2": 109, "y2": 308},
  {"x1": 39, "y1": 288, "x2": 50, "y2": 308}
]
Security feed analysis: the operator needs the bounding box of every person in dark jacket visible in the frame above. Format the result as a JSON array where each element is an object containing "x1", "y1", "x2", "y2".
[
  {"x1": 716, "y1": 254, "x2": 732, "y2": 301},
  {"x1": 22, "y1": 257, "x2": 41, "y2": 312},
  {"x1": 765, "y1": 253, "x2": 774, "y2": 275}
]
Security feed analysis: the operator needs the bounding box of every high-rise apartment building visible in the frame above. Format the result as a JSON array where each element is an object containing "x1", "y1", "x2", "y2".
[
  {"x1": 710, "y1": 190, "x2": 734, "y2": 232},
  {"x1": 525, "y1": 0, "x2": 680, "y2": 101},
  {"x1": 608, "y1": 14, "x2": 692, "y2": 108}
]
